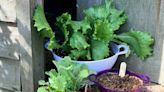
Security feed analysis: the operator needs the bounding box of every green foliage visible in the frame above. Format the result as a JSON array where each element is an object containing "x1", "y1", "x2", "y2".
[
  {"x1": 69, "y1": 49, "x2": 90, "y2": 60},
  {"x1": 33, "y1": 5, "x2": 54, "y2": 38},
  {"x1": 33, "y1": 0, "x2": 154, "y2": 60},
  {"x1": 91, "y1": 40, "x2": 109, "y2": 60},
  {"x1": 56, "y1": 13, "x2": 70, "y2": 46},
  {"x1": 116, "y1": 30, "x2": 154, "y2": 60},
  {"x1": 93, "y1": 20, "x2": 113, "y2": 42},
  {"x1": 70, "y1": 32, "x2": 90, "y2": 50},
  {"x1": 37, "y1": 57, "x2": 90, "y2": 92}
]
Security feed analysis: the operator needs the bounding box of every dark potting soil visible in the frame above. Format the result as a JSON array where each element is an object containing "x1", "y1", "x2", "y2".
[
  {"x1": 96, "y1": 72, "x2": 143, "y2": 91},
  {"x1": 54, "y1": 44, "x2": 115, "y2": 61},
  {"x1": 54, "y1": 49, "x2": 68, "y2": 58}
]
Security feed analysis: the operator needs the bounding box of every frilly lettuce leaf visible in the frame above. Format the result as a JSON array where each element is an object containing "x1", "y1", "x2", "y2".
[
  {"x1": 83, "y1": 0, "x2": 112, "y2": 22},
  {"x1": 80, "y1": 19, "x2": 92, "y2": 34},
  {"x1": 48, "y1": 37, "x2": 60, "y2": 50},
  {"x1": 84, "y1": 5, "x2": 110, "y2": 21},
  {"x1": 70, "y1": 19, "x2": 91, "y2": 34},
  {"x1": 70, "y1": 32, "x2": 90, "y2": 50},
  {"x1": 79, "y1": 69, "x2": 89, "y2": 78},
  {"x1": 84, "y1": 0, "x2": 127, "y2": 32},
  {"x1": 56, "y1": 13, "x2": 71, "y2": 25},
  {"x1": 91, "y1": 40, "x2": 109, "y2": 60},
  {"x1": 69, "y1": 21, "x2": 81, "y2": 32},
  {"x1": 69, "y1": 49, "x2": 91, "y2": 60},
  {"x1": 116, "y1": 30, "x2": 154, "y2": 60},
  {"x1": 93, "y1": 20, "x2": 114, "y2": 42},
  {"x1": 109, "y1": 9, "x2": 127, "y2": 31},
  {"x1": 37, "y1": 86, "x2": 48, "y2": 92},
  {"x1": 33, "y1": 5, "x2": 54, "y2": 38},
  {"x1": 56, "y1": 13, "x2": 71, "y2": 45}
]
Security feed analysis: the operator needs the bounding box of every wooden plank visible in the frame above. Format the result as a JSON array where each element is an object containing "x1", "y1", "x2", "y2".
[
  {"x1": 157, "y1": 0, "x2": 164, "y2": 85},
  {"x1": 0, "y1": 58, "x2": 20, "y2": 92},
  {"x1": 31, "y1": 0, "x2": 45, "y2": 91},
  {"x1": 0, "y1": 89, "x2": 14, "y2": 92},
  {"x1": 16, "y1": 0, "x2": 34, "y2": 91},
  {"x1": 0, "y1": 0, "x2": 16, "y2": 22},
  {"x1": 113, "y1": 0, "x2": 164, "y2": 85},
  {"x1": 0, "y1": 23, "x2": 19, "y2": 60},
  {"x1": 16, "y1": 0, "x2": 44, "y2": 92}
]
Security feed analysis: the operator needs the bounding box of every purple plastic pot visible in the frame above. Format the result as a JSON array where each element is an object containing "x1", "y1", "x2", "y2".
[{"x1": 89, "y1": 69, "x2": 150, "y2": 92}]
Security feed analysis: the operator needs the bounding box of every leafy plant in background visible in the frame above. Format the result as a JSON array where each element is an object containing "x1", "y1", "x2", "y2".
[
  {"x1": 33, "y1": 0, "x2": 154, "y2": 61},
  {"x1": 37, "y1": 57, "x2": 90, "y2": 92}
]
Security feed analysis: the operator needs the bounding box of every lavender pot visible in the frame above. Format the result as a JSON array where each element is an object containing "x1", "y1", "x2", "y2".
[{"x1": 45, "y1": 42, "x2": 129, "y2": 72}]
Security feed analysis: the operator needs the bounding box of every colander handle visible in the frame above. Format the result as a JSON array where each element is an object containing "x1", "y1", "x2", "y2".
[{"x1": 110, "y1": 43, "x2": 129, "y2": 56}]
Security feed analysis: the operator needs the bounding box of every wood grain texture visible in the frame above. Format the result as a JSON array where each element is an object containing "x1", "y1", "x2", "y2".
[
  {"x1": 0, "y1": 23, "x2": 19, "y2": 60},
  {"x1": 0, "y1": 58, "x2": 20, "y2": 92},
  {"x1": 113, "y1": 0, "x2": 164, "y2": 85},
  {"x1": 0, "y1": 0, "x2": 16, "y2": 22},
  {"x1": 17, "y1": 0, "x2": 45, "y2": 92},
  {"x1": 0, "y1": 0, "x2": 44, "y2": 91},
  {"x1": 31, "y1": 0, "x2": 45, "y2": 91},
  {"x1": 157, "y1": 0, "x2": 164, "y2": 85},
  {"x1": 17, "y1": 0, "x2": 34, "y2": 91}
]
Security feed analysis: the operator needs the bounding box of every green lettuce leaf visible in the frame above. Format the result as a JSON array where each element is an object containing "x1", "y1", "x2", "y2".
[
  {"x1": 70, "y1": 32, "x2": 90, "y2": 50},
  {"x1": 56, "y1": 13, "x2": 71, "y2": 25},
  {"x1": 109, "y1": 9, "x2": 127, "y2": 31},
  {"x1": 84, "y1": 0, "x2": 113, "y2": 22},
  {"x1": 70, "y1": 19, "x2": 91, "y2": 34},
  {"x1": 78, "y1": 69, "x2": 89, "y2": 79},
  {"x1": 33, "y1": 5, "x2": 54, "y2": 38},
  {"x1": 84, "y1": 5, "x2": 110, "y2": 22},
  {"x1": 91, "y1": 40, "x2": 109, "y2": 60},
  {"x1": 116, "y1": 30, "x2": 154, "y2": 60},
  {"x1": 37, "y1": 87, "x2": 48, "y2": 92},
  {"x1": 50, "y1": 57, "x2": 90, "y2": 91},
  {"x1": 93, "y1": 20, "x2": 114, "y2": 42},
  {"x1": 84, "y1": 0, "x2": 112, "y2": 22},
  {"x1": 48, "y1": 37, "x2": 60, "y2": 50},
  {"x1": 56, "y1": 13, "x2": 71, "y2": 45},
  {"x1": 80, "y1": 19, "x2": 92, "y2": 34},
  {"x1": 69, "y1": 21, "x2": 81, "y2": 32},
  {"x1": 69, "y1": 49, "x2": 91, "y2": 60}
]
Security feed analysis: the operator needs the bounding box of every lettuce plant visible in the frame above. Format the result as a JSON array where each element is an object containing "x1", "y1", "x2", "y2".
[
  {"x1": 33, "y1": 0, "x2": 154, "y2": 60},
  {"x1": 37, "y1": 57, "x2": 90, "y2": 92}
]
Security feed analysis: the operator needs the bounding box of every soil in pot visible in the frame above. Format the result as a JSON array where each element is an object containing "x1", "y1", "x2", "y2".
[
  {"x1": 54, "y1": 48, "x2": 68, "y2": 58},
  {"x1": 96, "y1": 72, "x2": 143, "y2": 91},
  {"x1": 53, "y1": 44, "x2": 115, "y2": 61}
]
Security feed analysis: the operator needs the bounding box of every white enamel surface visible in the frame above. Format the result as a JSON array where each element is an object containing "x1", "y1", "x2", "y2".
[{"x1": 50, "y1": 43, "x2": 129, "y2": 72}]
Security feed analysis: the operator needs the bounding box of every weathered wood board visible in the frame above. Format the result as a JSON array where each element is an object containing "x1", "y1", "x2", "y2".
[
  {"x1": 0, "y1": 23, "x2": 19, "y2": 60},
  {"x1": 17, "y1": 0, "x2": 45, "y2": 91},
  {"x1": 77, "y1": 0, "x2": 164, "y2": 85},
  {"x1": 0, "y1": 58, "x2": 20, "y2": 92},
  {"x1": 114, "y1": 0, "x2": 164, "y2": 85},
  {"x1": 0, "y1": 0, "x2": 44, "y2": 92},
  {"x1": 155, "y1": 0, "x2": 164, "y2": 85},
  {"x1": 0, "y1": 0, "x2": 16, "y2": 22}
]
